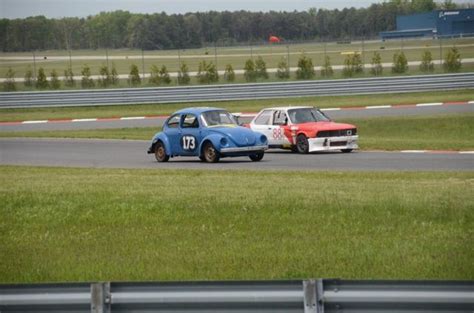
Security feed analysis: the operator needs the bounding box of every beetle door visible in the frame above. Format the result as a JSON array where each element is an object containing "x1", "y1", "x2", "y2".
[
  {"x1": 179, "y1": 113, "x2": 201, "y2": 156},
  {"x1": 165, "y1": 114, "x2": 182, "y2": 154}
]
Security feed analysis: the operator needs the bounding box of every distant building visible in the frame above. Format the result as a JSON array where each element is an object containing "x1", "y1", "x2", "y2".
[{"x1": 380, "y1": 9, "x2": 474, "y2": 40}]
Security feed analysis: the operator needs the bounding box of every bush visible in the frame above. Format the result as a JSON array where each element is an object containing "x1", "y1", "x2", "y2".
[
  {"x1": 36, "y1": 67, "x2": 48, "y2": 89},
  {"x1": 224, "y1": 64, "x2": 235, "y2": 82},
  {"x1": 296, "y1": 54, "x2": 315, "y2": 79},
  {"x1": 129, "y1": 64, "x2": 141, "y2": 86},
  {"x1": 149, "y1": 65, "x2": 171, "y2": 85},
  {"x1": 197, "y1": 61, "x2": 219, "y2": 84},
  {"x1": 370, "y1": 52, "x2": 383, "y2": 76},
  {"x1": 178, "y1": 62, "x2": 191, "y2": 85},
  {"x1": 24, "y1": 66, "x2": 34, "y2": 87},
  {"x1": 63, "y1": 68, "x2": 75, "y2": 87},
  {"x1": 321, "y1": 55, "x2": 334, "y2": 77},
  {"x1": 255, "y1": 56, "x2": 269, "y2": 79},
  {"x1": 50, "y1": 69, "x2": 61, "y2": 89},
  {"x1": 276, "y1": 57, "x2": 290, "y2": 79},
  {"x1": 443, "y1": 47, "x2": 461, "y2": 73},
  {"x1": 243, "y1": 59, "x2": 257, "y2": 82},
  {"x1": 98, "y1": 65, "x2": 111, "y2": 88},
  {"x1": 343, "y1": 53, "x2": 363, "y2": 77},
  {"x1": 3, "y1": 68, "x2": 16, "y2": 91},
  {"x1": 81, "y1": 64, "x2": 95, "y2": 88},
  {"x1": 392, "y1": 51, "x2": 408, "y2": 74},
  {"x1": 419, "y1": 50, "x2": 434, "y2": 73},
  {"x1": 110, "y1": 63, "x2": 119, "y2": 85}
]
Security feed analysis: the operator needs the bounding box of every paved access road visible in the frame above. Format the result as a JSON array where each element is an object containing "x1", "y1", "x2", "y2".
[
  {"x1": 1, "y1": 102, "x2": 472, "y2": 132},
  {"x1": 1, "y1": 138, "x2": 472, "y2": 171}
]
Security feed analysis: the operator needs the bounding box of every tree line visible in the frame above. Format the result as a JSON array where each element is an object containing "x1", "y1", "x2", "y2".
[
  {"x1": 0, "y1": 0, "x2": 467, "y2": 52},
  {"x1": 3, "y1": 47, "x2": 463, "y2": 91}
]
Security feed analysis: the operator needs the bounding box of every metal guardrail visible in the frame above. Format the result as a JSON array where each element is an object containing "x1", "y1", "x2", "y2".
[
  {"x1": 0, "y1": 73, "x2": 473, "y2": 109},
  {"x1": 1, "y1": 279, "x2": 473, "y2": 312}
]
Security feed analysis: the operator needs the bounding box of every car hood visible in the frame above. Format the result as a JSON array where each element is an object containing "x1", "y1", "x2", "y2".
[
  {"x1": 296, "y1": 121, "x2": 356, "y2": 131},
  {"x1": 208, "y1": 126, "x2": 257, "y2": 146}
]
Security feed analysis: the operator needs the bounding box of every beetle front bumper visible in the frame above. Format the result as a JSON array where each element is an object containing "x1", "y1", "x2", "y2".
[{"x1": 308, "y1": 135, "x2": 359, "y2": 152}]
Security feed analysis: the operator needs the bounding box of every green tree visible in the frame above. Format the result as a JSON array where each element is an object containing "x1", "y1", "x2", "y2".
[
  {"x1": 24, "y1": 66, "x2": 34, "y2": 87},
  {"x1": 243, "y1": 59, "x2": 257, "y2": 82},
  {"x1": 149, "y1": 65, "x2": 161, "y2": 85},
  {"x1": 296, "y1": 54, "x2": 315, "y2": 79},
  {"x1": 63, "y1": 68, "x2": 75, "y2": 87},
  {"x1": 110, "y1": 63, "x2": 119, "y2": 85},
  {"x1": 81, "y1": 64, "x2": 95, "y2": 88},
  {"x1": 370, "y1": 52, "x2": 383, "y2": 76},
  {"x1": 391, "y1": 51, "x2": 408, "y2": 74},
  {"x1": 440, "y1": 0, "x2": 457, "y2": 9},
  {"x1": 36, "y1": 67, "x2": 48, "y2": 89},
  {"x1": 196, "y1": 61, "x2": 219, "y2": 84},
  {"x1": 98, "y1": 65, "x2": 111, "y2": 87},
  {"x1": 276, "y1": 57, "x2": 290, "y2": 79},
  {"x1": 3, "y1": 68, "x2": 16, "y2": 91},
  {"x1": 321, "y1": 55, "x2": 334, "y2": 77},
  {"x1": 159, "y1": 65, "x2": 171, "y2": 85},
  {"x1": 178, "y1": 62, "x2": 191, "y2": 85},
  {"x1": 129, "y1": 64, "x2": 141, "y2": 86},
  {"x1": 342, "y1": 53, "x2": 363, "y2": 77},
  {"x1": 443, "y1": 47, "x2": 461, "y2": 72},
  {"x1": 419, "y1": 50, "x2": 434, "y2": 73},
  {"x1": 50, "y1": 69, "x2": 61, "y2": 89},
  {"x1": 224, "y1": 64, "x2": 235, "y2": 82},
  {"x1": 255, "y1": 56, "x2": 269, "y2": 79}
]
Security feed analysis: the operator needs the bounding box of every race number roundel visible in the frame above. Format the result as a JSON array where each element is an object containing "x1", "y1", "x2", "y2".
[{"x1": 181, "y1": 135, "x2": 196, "y2": 151}]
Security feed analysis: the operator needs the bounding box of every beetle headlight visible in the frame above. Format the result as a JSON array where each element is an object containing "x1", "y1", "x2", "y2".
[
  {"x1": 260, "y1": 135, "x2": 268, "y2": 144},
  {"x1": 220, "y1": 137, "x2": 228, "y2": 146}
]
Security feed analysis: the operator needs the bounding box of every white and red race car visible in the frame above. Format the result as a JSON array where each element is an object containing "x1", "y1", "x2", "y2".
[{"x1": 246, "y1": 106, "x2": 358, "y2": 153}]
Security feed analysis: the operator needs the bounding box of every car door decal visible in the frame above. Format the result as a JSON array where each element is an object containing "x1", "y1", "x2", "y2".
[{"x1": 181, "y1": 135, "x2": 196, "y2": 151}]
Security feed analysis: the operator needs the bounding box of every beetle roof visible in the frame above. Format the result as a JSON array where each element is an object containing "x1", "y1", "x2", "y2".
[{"x1": 173, "y1": 107, "x2": 227, "y2": 115}]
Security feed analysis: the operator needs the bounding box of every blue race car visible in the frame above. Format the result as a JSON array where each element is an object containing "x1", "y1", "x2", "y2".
[{"x1": 147, "y1": 107, "x2": 268, "y2": 163}]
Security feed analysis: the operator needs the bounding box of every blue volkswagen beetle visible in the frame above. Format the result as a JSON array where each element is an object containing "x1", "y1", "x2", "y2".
[{"x1": 147, "y1": 107, "x2": 268, "y2": 163}]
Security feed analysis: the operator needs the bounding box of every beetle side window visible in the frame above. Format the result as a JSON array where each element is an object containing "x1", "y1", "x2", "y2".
[
  {"x1": 182, "y1": 114, "x2": 199, "y2": 128},
  {"x1": 166, "y1": 115, "x2": 180, "y2": 128},
  {"x1": 254, "y1": 110, "x2": 272, "y2": 125}
]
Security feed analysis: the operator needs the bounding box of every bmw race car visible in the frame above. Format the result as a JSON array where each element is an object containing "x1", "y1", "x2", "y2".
[
  {"x1": 147, "y1": 107, "x2": 268, "y2": 163},
  {"x1": 247, "y1": 106, "x2": 358, "y2": 153}
]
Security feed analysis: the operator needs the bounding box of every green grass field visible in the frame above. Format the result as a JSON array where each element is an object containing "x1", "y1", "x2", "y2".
[
  {"x1": 1, "y1": 37, "x2": 473, "y2": 77},
  {"x1": 2, "y1": 114, "x2": 473, "y2": 151},
  {"x1": 0, "y1": 166, "x2": 472, "y2": 283},
  {"x1": 1, "y1": 89, "x2": 473, "y2": 123}
]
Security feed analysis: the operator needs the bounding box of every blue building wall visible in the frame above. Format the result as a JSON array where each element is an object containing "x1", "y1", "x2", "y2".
[{"x1": 381, "y1": 8, "x2": 474, "y2": 39}]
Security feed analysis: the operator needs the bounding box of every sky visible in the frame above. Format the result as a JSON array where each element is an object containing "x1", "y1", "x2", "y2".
[{"x1": 1, "y1": 0, "x2": 388, "y2": 19}]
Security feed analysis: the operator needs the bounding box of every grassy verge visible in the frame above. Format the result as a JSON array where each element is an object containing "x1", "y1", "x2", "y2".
[
  {"x1": 3, "y1": 114, "x2": 473, "y2": 151},
  {"x1": 0, "y1": 166, "x2": 472, "y2": 283},
  {"x1": 1, "y1": 89, "x2": 473, "y2": 123}
]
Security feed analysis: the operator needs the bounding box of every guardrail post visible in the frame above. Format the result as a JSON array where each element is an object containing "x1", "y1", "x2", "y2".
[
  {"x1": 316, "y1": 279, "x2": 324, "y2": 313},
  {"x1": 91, "y1": 282, "x2": 111, "y2": 313},
  {"x1": 303, "y1": 279, "x2": 317, "y2": 313}
]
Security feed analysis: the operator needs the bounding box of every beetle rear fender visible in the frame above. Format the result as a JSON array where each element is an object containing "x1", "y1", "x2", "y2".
[
  {"x1": 150, "y1": 133, "x2": 172, "y2": 155},
  {"x1": 199, "y1": 134, "x2": 223, "y2": 156}
]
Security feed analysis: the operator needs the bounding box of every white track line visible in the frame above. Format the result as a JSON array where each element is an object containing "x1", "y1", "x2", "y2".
[
  {"x1": 120, "y1": 116, "x2": 146, "y2": 120},
  {"x1": 22, "y1": 120, "x2": 48, "y2": 124},
  {"x1": 366, "y1": 105, "x2": 391, "y2": 109},
  {"x1": 321, "y1": 108, "x2": 341, "y2": 111},
  {"x1": 401, "y1": 150, "x2": 426, "y2": 153},
  {"x1": 416, "y1": 102, "x2": 443, "y2": 107},
  {"x1": 459, "y1": 151, "x2": 474, "y2": 154},
  {"x1": 71, "y1": 118, "x2": 98, "y2": 122}
]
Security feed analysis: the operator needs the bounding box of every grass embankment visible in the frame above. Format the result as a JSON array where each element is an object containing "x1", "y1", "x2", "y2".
[
  {"x1": 0, "y1": 166, "x2": 472, "y2": 283},
  {"x1": 3, "y1": 114, "x2": 473, "y2": 151},
  {"x1": 1, "y1": 89, "x2": 473, "y2": 122}
]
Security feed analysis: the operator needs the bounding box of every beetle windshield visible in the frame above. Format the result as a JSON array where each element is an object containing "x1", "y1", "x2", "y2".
[
  {"x1": 288, "y1": 108, "x2": 330, "y2": 124},
  {"x1": 202, "y1": 110, "x2": 238, "y2": 127}
]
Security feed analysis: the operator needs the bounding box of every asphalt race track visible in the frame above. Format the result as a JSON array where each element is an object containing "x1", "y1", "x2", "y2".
[
  {"x1": 1, "y1": 138, "x2": 472, "y2": 171},
  {"x1": 1, "y1": 102, "x2": 472, "y2": 132}
]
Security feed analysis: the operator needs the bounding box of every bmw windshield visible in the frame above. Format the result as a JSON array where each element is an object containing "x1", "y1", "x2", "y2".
[
  {"x1": 202, "y1": 110, "x2": 238, "y2": 127},
  {"x1": 288, "y1": 108, "x2": 330, "y2": 124}
]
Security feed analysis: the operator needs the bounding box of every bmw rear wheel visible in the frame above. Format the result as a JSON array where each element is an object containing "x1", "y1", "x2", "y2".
[
  {"x1": 203, "y1": 142, "x2": 220, "y2": 163},
  {"x1": 341, "y1": 149, "x2": 353, "y2": 153},
  {"x1": 249, "y1": 152, "x2": 264, "y2": 162},
  {"x1": 296, "y1": 134, "x2": 309, "y2": 154},
  {"x1": 155, "y1": 141, "x2": 169, "y2": 162}
]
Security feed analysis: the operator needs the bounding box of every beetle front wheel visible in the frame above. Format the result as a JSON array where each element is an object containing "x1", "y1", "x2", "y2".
[
  {"x1": 203, "y1": 142, "x2": 220, "y2": 163},
  {"x1": 249, "y1": 152, "x2": 264, "y2": 162}
]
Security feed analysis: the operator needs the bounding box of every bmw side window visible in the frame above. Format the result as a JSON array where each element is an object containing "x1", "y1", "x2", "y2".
[
  {"x1": 273, "y1": 110, "x2": 288, "y2": 125},
  {"x1": 167, "y1": 115, "x2": 180, "y2": 128},
  {"x1": 254, "y1": 110, "x2": 272, "y2": 125},
  {"x1": 182, "y1": 114, "x2": 199, "y2": 128}
]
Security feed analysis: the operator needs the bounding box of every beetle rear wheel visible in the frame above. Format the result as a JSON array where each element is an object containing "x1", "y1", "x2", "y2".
[
  {"x1": 296, "y1": 134, "x2": 309, "y2": 154},
  {"x1": 203, "y1": 142, "x2": 220, "y2": 163},
  {"x1": 155, "y1": 141, "x2": 169, "y2": 162},
  {"x1": 341, "y1": 149, "x2": 353, "y2": 153},
  {"x1": 249, "y1": 152, "x2": 264, "y2": 162}
]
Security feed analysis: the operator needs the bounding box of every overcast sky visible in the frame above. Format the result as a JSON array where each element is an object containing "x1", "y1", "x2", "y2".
[{"x1": 1, "y1": 0, "x2": 389, "y2": 18}]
